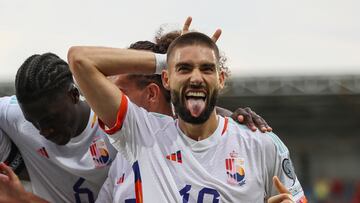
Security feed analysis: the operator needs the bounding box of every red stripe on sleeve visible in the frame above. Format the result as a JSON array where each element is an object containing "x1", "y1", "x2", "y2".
[
  {"x1": 98, "y1": 94, "x2": 128, "y2": 135},
  {"x1": 135, "y1": 180, "x2": 143, "y2": 203},
  {"x1": 221, "y1": 117, "x2": 229, "y2": 136}
]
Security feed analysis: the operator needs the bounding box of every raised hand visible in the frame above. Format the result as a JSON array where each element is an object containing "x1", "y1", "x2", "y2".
[
  {"x1": 0, "y1": 163, "x2": 48, "y2": 203},
  {"x1": 268, "y1": 176, "x2": 295, "y2": 203},
  {"x1": 181, "y1": 16, "x2": 222, "y2": 42},
  {"x1": 181, "y1": 16, "x2": 192, "y2": 35},
  {"x1": 231, "y1": 107, "x2": 272, "y2": 133}
]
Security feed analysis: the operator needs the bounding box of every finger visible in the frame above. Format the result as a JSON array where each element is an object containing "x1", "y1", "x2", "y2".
[
  {"x1": 237, "y1": 115, "x2": 244, "y2": 123},
  {"x1": 182, "y1": 16, "x2": 192, "y2": 35},
  {"x1": 244, "y1": 107, "x2": 252, "y2": 112},
  {"x1": 0, "y1": 173, "x2": 10, "y2": 182},
  {"x1": 246, "y1": 119, "x2": 257, "y2": 132},
  {"x1": 266, "y1": 124, "x2": 273, "y2": 132},
  {"x1": 238, "y1": 112, "x2": 257, "y2": 131},
  {"x1": 258, "y1": 118, "x2": 272, "y2": 132},
  {"x1": 267, "y1": 193, "x2": 294, "y2": 203},
  {"x1": 211, "y1": 29, "x2": 222, "y2": 42},
  {"x1": 273, "y1": 176, "x2": 291, "y2": 194},
  {"x1": 0, "y1": 163, "x2": 17, "y2": 182},
  {"x1": 255, "y1": 117, "x2": 267, "y2": 133},
  {"x1": 260, "y1": 122, "x2": 268, "y2": 133}
]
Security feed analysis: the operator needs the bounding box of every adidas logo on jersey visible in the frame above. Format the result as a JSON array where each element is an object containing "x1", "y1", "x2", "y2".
[
  {"x1": 166, "y1": 150, "x2": 182, "y2": 163},
  {"x1": 116, "y1": 173, "x2": 125, "y2": 185},
  {"x1": 37, "y1": 147, "x2": 49, "y2": 159}
]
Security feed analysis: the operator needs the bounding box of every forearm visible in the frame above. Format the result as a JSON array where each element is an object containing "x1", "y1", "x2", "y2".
[
  {"x1": 67, "y1": 46, "x2": 156, "y2": 76},
  {"x1": 68, "y1": 47, "x2": 151, "y2": 127}
]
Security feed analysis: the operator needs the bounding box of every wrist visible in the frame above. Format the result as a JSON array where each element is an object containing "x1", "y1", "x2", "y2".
[{"x1": 155, "y1": 54, "x2": 167, "y2": 74}]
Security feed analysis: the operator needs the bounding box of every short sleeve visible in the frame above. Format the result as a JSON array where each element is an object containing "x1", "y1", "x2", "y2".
[
  {"x1": 264, "y1": 132, "x2": 307, "y2": 203},
  {"x1": 98, "y1": 95, "x2": 172, "y2": 163}
]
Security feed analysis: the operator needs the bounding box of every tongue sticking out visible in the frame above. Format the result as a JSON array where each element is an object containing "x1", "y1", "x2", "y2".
[{"x1": 186, "y1": 98, "x2": 206, "y2": 117}]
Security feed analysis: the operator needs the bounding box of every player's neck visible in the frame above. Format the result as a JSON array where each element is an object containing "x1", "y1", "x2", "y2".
[
  {"x1": 178, "y1": 110, "x2": 218, "y2": 141},
  {"x1": 73, "y1": 101, "x2": 91, "y2": 138},
  {"x1": 154, "y1": 101, "x2": 173, "y2": 117}
]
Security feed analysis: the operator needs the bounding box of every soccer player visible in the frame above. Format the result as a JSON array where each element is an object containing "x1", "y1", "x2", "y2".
[
  {"x1": 68, "y1": 23, "x2": 306, "y2": 202},
  {"x1": 0, "y1": 53, "x2": 118, "y2": 202},
  {"x1": 96, "y1": 31, "x2": 271, "y2": 202},
  {"x1": 0, "y1": 53, "x2": 269, "y2": 203}
]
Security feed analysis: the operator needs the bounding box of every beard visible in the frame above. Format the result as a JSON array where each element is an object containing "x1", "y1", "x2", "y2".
[{"x1": 171, "y1": 84, "x2": 218, "y2": 124}]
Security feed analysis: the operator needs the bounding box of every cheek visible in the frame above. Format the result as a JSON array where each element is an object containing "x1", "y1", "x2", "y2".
[{"x1": 169, "y1": 76, "x2": 185, "y2": 89}]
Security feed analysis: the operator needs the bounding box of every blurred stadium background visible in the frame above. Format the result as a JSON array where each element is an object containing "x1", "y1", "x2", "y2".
[
  {"x1": 2, "y1": 1, "x2": 360, "y2": 202},
  {"x1": 2, "y1": 74, "x2": 360, "y2": 202},
  {"x1": 220, "y1": 75, "x2": 360, "y2": 202}
]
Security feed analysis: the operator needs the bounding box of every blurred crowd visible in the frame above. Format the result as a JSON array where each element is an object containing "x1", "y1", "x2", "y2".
[{"x1": 305, "y1": 178, "x2": 360, "y2": 203}]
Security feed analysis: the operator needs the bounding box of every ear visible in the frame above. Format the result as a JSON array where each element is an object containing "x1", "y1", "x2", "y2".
[
  {"x1": 162, "y1": 70, "x2": 170, "y2": 90},
  {"x1": 68, "y1": 84, "x2": 80, "y2": 104},
  {"x1": 218, "y1": 70, "x2": 226, "y2": 89},
  {"x1": 146, "y1": 83, "x2": 160, "y2": 103}
]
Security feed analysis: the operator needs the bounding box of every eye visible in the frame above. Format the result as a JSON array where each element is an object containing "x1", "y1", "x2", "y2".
[
  {"x1": 176, "y1": 64, "x2": 191, "y2": 73},
  {"x1": 201, "y1": 64, "x2": 215, "y2": 73}
]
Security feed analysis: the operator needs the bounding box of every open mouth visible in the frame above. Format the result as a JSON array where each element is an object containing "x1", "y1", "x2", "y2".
[
  {"x1": 184, "y1": 91, "x2": 207, "y2": 117},
  {"x1": 185, "y1": 91, "x2": 207, "y2": 101}
]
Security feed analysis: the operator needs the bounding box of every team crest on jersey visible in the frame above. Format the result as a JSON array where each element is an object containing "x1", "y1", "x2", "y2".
[
  {"x1": 89, "y1": 136, "x2": 112, "y2": 168},
  {"x1": 225, "y1": 151, "x2": 246, "y2": 186}
]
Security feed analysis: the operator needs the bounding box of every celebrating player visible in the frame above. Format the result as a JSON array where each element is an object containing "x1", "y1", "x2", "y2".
[
  {"x1": 0, "y1": 53, "x2": 118, "y2": 202},
  {"x1": 0, "y1": 40, "x2": 270, "y2": 202},
  {"x1": 96, "y1": 30, "x2": 271, "y2": 202},
  {"x1": 68, "y1": 18, "x2": 306, "y2": 202}
]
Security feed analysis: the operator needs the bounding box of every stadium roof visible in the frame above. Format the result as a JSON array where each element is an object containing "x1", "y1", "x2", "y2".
[
  {"x1": 1, "y1": 75, "x2": 360, "y2": 96},
  {"x1": 223, "y1": 75, "x2": 360, "y2": 96}
]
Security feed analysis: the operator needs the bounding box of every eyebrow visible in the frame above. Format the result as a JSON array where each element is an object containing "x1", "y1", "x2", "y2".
[
  {"x1": 175, "y1": 62, "x2": 192, "y2": 67},
  {"x1": 201, "y1": 63, "x2": 216, "y2": 67}
]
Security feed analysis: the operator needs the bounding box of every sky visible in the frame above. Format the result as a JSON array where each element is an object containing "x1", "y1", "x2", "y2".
[{"x1": 0, "y1": 0, "x2": 359, "y2": 82}]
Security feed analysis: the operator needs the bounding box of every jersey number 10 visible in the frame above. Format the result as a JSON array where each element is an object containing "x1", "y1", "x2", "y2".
[{"x1": 180, "y1": 185, "x2": 220, "y2": 203}]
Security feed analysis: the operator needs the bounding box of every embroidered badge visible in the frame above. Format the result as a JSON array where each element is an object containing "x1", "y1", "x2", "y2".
[
  {"x1": 89, "y1": 136, "x2": 112, "y2": 168},
  {"x1": 225, "y1": 151, "x2": 246, "y2": 186}
]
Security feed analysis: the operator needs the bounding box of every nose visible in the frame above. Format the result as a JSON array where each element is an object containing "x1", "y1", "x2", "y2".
[{"x1": 189, "y1": 68, "x2": 203, "y2": 85}]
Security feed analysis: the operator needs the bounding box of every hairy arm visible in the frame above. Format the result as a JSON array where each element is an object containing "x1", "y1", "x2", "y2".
[{"x1": 67, "y1": 47, "x2": 156, "y2": 127}]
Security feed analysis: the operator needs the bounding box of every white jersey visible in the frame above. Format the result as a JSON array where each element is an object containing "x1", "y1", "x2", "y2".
[
  {"x1": 0, "y1": 129, "x2": 25, "y2": 174},
  {"x1": 96, "y1": 153, "x2": 135, "y2": 203},
  {"x1": 0, "y1": 129, "x2": 11, "y2": 162},
  {"x1": 100, "y1": 95, "x2": 307, "y2": 203},
  {"x1": 0, "y1": 96, "x2": 118, "y2": 203}
]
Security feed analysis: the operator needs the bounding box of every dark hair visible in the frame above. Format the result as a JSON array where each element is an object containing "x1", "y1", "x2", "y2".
[
  {"x1": 155, "y1": 30, "x2": 181, "y2": 54},
  {"x1": 15, "y1": 53, "x2": 73, "y2": 103},
  {"x1": 167, "y1": 32, "x2": 220, "y2": 65},
  {"x1": 128, "y1": 39, "x2": 173, "y2": 102}
]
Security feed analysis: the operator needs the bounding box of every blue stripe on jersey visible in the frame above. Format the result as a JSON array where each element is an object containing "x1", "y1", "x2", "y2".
[
  {"x1": 10, "y1": 96, "x2": 18, "y2": 104},
  {"x1": 132, "y1": 161, "x2": 142, "y2": 182},
  {"x1": 267, "y1": 132, "x2": 289, "y2": 156}
]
